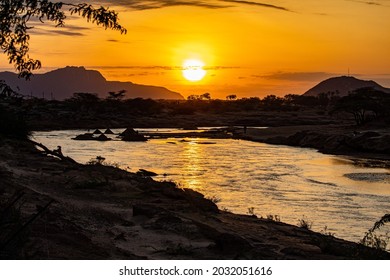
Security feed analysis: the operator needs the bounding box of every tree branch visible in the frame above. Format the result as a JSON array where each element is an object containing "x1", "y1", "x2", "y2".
[
  {"x1": 28, "y1": 139, "x2": 77, "y2": 164},
  {"x1": 0, "y1": 1, "x2": 127, "y2": 78}
]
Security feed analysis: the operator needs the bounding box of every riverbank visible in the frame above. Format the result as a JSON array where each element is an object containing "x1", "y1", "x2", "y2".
[
  {"x1": 22, "y1": 100, "x2": 390, "y2": 161},
  {"x1": 239, "y1": 125, "x2": 390, "y2": 162},
  {"x1": 121, "y1": 124, "x2": 390, "y2": 162},
  {"x1": 1, "y1": 136, "x2": 389, "y2": 259},
  {"x1": 131, "y1": 124, "x2": 390, "y2": 162}
]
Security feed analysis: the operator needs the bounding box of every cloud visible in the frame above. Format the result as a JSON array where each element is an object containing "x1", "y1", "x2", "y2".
[
  {"x1": 204, "y1": 66, "x2": 241, "y2": 70},
  {"x1": 95, "y1": 0, "x2": 291, "y2": 11},
  {"x1": 92, "y1": 65, "x2": 240, "y2": 70},
  {"x1": 62, "y1": 24, "x2": 90, "y2": 31},
  {"x1": 99, "y1": 0, "x2": 228, "y2": 10},
  {"x1": 51, "y1": 30, "x2": 85, "y2": 36},
  {"x1": 345, "y1": 0, "x2": 386, "y2": 6},
  {"x1": 257, "y1": 71, "x2": 337, "y2": 81},
  {"x1": 219, "y1": 0, "x2": 291, "y2": 11},
  {"x1": 30, "y1": 28, "x2": 85, "y2": 36},
  {"x1": 120, "y1": 71, "x2": 166, "y2": 77},
  {"x1": 29, "y1": 23, "x2": 90, "y2": 36}
]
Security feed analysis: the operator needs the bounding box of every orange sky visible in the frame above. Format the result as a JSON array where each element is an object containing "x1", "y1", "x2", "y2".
[{"x1": 1, "y1": 0, "x2": 390, "y2": 98}]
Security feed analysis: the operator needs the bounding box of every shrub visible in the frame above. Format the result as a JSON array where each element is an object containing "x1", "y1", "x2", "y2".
[
  {"x1": 361, "y1": 214, "x2": 390, "y2": 252},
  {"x1": 298, "y1": 216, "x2": 312, "y2": 230},
  {"x1": 0, "y1": 105, "x2": 30, "y2": 139},
  {"x1": 267, "y1": 215, "x2": 280, "y2": 222}
]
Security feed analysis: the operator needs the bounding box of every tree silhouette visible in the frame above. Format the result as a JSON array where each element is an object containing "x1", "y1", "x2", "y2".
[
  {"x1": 331, "y1": 87, "x2": 390, "y2": 126},
  {"x1": 0, "y1": 1, "x2": 127, "y2": 79},
  {"x1": 0, "y1": 80, "x2": 19, "y2": 98},
  {"x1": 69, "y1": 92, "x2": 100, "y2": 104},
  {"x1": 187, "y1": 94, "x2": 200, "y2": 100},
  {"x1": 261, "y1": 94, "x2": 284, "y2": 110},
  {"x1": 200, "y1": 92, "x2": 211, "y2": 100},
  {"x1": 107, "y1": 90, "x2": 126, "y2": 100},
  {"x1": 226, "y1": 94, "x2": 237, "y2": 100}
]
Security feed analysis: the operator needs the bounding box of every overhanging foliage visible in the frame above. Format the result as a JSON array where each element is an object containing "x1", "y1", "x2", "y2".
[{"x1": 0, "y1": 0, "x2": 126, "y2": 78}]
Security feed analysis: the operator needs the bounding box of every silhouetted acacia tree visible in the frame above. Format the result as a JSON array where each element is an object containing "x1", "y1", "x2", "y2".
[
  {"x1": 69, "y1": 92, "x2": 100, "y2": 103},
  {"x1": 0, "y1": 80, "x2": 19, "y2": 98},
  {"x1": 107, "y1": 90, "x2": 126, "y2": 101},
  {"x1": 0, "y1": 0, "x2": 127, "y2": 78},
  {"x1": 64, "y1": 92, "x2": 100, "y2": 116},
  {"x1": 200, "y1": 93, "x2": 211, "y2": 100},
  {"x1": 284, "y1": 94, "x2": 323, "y2": 108},
  {"x1": 0, "y1": 104, "x2": 30, "y2": 139},
  {"x1": 261, "y1": 94, "x2": 284, "y2": 110},
  {"x1": 124, "y1": 98, "x2": 162, "y2": 115},
  {"x1": 331, "y1": 87, "x2": 390, "y2": 126},
  {"x1": 187, "y1": 94, "x2": 200, "y2": 100}
]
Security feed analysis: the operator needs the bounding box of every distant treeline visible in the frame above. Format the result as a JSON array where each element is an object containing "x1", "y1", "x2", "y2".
[
  {"x1": 18, "y1": 87, "x2": 390, "y2": 116},
  {"x1": 1, "y1": 86, "x2": 390, "y2": 137}
]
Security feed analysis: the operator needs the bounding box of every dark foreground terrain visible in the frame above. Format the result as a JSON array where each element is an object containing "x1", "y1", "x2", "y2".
[{"x1": 1, "y1": 136, "x2": 389, "y2": 259}]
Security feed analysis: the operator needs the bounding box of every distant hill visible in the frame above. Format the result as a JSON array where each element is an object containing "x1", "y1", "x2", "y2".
[
  {"x1": 0, "y1": 66, "x2": 184, "y2": 100},
  {"x1": 303, "y1": 76, "x2": 390, "y2": 97}
]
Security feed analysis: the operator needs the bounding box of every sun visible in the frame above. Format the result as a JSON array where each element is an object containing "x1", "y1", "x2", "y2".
[{"x1": 182, "y1": 59, "x2": 207, "y2": 82}]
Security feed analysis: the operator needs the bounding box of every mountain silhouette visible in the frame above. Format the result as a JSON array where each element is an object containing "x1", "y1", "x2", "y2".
[
  {"x1": 303, "y1": 76, "x2": 390, "y2": 97},
  {"x1": 0, "y1": 66, "x2": 184, "y2": 100}
]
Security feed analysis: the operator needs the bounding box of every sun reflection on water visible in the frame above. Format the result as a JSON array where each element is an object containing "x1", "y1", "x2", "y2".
[{"x1": 181, "y1": 140, "x2": 205, "y2": 190}]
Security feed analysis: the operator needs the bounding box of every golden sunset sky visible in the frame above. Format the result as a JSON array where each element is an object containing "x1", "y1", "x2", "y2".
[{"x1": 1, "y1": 0, "x2": 390, "y2": 98}]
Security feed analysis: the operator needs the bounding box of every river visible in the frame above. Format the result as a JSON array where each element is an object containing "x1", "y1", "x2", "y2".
[{"x1": 32, "y1": 128, "x2": 390, "y2": 243}]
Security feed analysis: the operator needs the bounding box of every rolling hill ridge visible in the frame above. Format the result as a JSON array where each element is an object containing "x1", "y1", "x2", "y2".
[
  {"x1": 304, "y1": 76, "x2": 390, "y2": 97},
  {"x1": 0, "y1": 66, "x2": 184, "y2": 100}
]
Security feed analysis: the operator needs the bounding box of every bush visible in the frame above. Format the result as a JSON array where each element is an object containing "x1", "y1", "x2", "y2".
[
  {"x1": 361, "y1": 214, "x2": 390, "y2": 252},
  {"x1": 0, "y1": 105, "x2": 30, "y2": 139},
  {"x1": 298, "y1": 216, "x2": 312, "y2": 230}
]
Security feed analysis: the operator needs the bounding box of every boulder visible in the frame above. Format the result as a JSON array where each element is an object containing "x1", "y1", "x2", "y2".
[
  {"x1": 72, "y1": 133, "x2": 95, "y2": 140},
  {"x1": 72, "y1": 133, "x2": 111, "y2": 141},
  {"x1": 104, "y1": 128, "x2": 114, "y2": 134},
  {"x1": 95, "y1": 134, "x2": 111, "y2": 141},
  {"x1": 120, "y1": 128, "x2": 147, "y2": 142}
]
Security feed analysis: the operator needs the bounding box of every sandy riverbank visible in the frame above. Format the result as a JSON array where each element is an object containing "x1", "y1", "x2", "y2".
[{"x1": 1, "y1": 136, "x2": 389, "y2": 259}]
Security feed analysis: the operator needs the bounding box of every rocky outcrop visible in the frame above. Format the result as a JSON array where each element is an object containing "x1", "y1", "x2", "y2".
[{"x1": 119, "y1": 128, "x2": 147, "y2": 142}]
